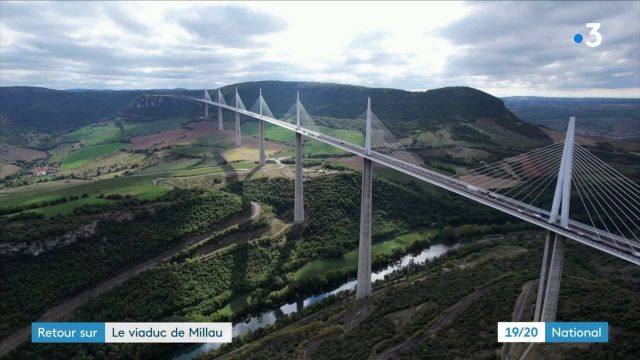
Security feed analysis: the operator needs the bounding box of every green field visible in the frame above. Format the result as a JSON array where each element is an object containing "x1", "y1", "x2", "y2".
[
  {"x1": 242, "y1": 122, "x2": 363, "y2": 155},
  {"x1": 0, "y1": 174, "x2": 167, "y2": 210},
  {"x1": 294, "y1": 229, "x2": 433, "y2": 280},
  {"x1": 120, "y1": 118, "x2": 187, "y2": 139},
  {"x1": 171, "y1": 161, "x2": 257, "y2": 177},
  {"x1": 64, "y1": 118, "x2": 189, "y2": 147},
  {"x1": 242, "y1": 122, "x2": 294, "y2": 144},
  {"x1": 65, "y1": 122, "x2": 121, "y2": 146},
  {"x1": 61, "y1": 143, "x2": 126, "y2": 169},
  {"x1": 24, "y1": 197, "x2": 109, "y2": 216},
  {"x1": 139, "y1": 158, "x2": 202, "y2": 174}
]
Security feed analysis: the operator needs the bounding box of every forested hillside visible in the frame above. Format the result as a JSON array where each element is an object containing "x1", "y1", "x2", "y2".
[
  {"x1": 0, "y1": 82, "x2": 549, "y2": 142},
  {"x1": 0, "y1": 189, "x2": 247, "y2": 339},
  {"x1": 4, "y1": 173, "x2": 528, "y2": 359}
]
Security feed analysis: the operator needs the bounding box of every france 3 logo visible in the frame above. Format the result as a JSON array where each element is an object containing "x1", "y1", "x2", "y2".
[{"x1": 574, "y1": 23, "x2": 602, "y2": 48}]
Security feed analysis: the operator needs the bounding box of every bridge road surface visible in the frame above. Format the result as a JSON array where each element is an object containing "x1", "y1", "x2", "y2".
[{"x1": 184, "y1": 96, "x2": 640, "y2": 266}]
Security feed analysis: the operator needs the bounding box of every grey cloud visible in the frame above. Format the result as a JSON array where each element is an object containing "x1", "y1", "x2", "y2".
[
  {"x1": 0, "y1": 2, "x2": 293, "y2": 89},
  {"x1": 101, "y1": 5, "x2": 151, "y2": 34},
  {"x1": 173, "y1": 5, "x2": 286, "y2": 46},
  {"x1": 0, "y1": 1, "x2": 637, "y2": 95},
  {"x1": 438, "y1": 1, "x2": 640, "y2": 91},
  {"x1": 342, "y1": 51, "x2": 411, "y2": 67}
]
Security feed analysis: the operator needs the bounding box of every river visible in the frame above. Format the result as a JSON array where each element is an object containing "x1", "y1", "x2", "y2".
[{"x1": 173, "y1": 241, "x2": 461, "y2": 360}]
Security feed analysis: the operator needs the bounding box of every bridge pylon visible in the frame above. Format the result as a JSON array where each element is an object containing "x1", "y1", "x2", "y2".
[
  {"x1": 357, "y1": 97, "x2": 374, "y2": 299},
  {"x1": 294, "y1": 91, "x2": 305, "y2": 225},
  {"x1": 534, "y1": 116, "x2": 576, "y2": 322},
  {"x1": 203, "y1": 86, "x2": 211, "y2": 119},
  {"x1": 258, "y1": 89, "x2": 266, "y2": 165},
  {"x1": 235, "y1": 87, "x2": 241, "y2": 147},
  {"x1": 217, "y1": 89, "x2": 224, "y2": 131}
]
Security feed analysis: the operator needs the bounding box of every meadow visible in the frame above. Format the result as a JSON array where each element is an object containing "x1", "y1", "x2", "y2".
[
  {"x1": 0, "y1": 174, "x2": 167, "y2": 209},
  {"x1": 61, "y1": 143, "x2": 127, "y2": 169},
  {"x1": 64, "y1": 122, "x2": 121, "y2": 146},
  {"x1": 294, "y1": 229, "x2": 433, "y2": 280}
]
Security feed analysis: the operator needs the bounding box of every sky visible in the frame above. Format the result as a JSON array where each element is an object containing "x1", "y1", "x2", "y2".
[{"x1": 0, "y1": 1, "x2": 639, "y2": 97}]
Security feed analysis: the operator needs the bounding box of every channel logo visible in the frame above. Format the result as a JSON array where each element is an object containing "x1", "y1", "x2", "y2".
[{"x1": 574, "y1": 23, "x2": 602, "y2": 47}]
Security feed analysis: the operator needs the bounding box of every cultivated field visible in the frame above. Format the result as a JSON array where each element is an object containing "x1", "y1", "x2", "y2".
[
  {"x1": 130, "y1": 121, "x2": 217, "y2": 149},
  {"x1": 0, "y1": 145, "x2": 46, "y2": 161},
  {"x1": 61, "y1": 143, "x2": 127, "y2": 169},
  {"x1": 0, "y1": 163, "x2": 20, "y2": 179}
]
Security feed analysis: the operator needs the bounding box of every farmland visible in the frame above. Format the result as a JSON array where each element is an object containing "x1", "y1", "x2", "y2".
[
  {"x1": 242, "y1": 121, "x2": 364, "y2": 155},
  {"x1": 0, "y1": 145, "x2": 46, "y2": 162},
  {"x1": 61, "y1": 143, "x2": 126, "y2": 169}
]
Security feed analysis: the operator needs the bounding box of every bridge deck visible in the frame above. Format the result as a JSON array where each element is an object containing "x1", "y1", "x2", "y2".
[{"x1": 186, "y1": 96, "x2": 640, "y2": 266}]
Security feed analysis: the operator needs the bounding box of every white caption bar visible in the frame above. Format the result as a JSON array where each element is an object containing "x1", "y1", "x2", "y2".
[
  {"x1": 105, "y1": 322, "x2": 232, "y2": 343},
  {"x1": 497, "y1": 322, "x2": 545, "y2": 343}
]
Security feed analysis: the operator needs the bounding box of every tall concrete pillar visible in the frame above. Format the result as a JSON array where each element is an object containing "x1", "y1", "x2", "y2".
[
  {"x1": 534, "y1": 117, "x2": 575, "y2": 321},
  {"x1": 204, "y1": 87, "x2": 210, "y2": 119},
  {"x1": 540, "y1": 234, "x2": 566, "y2": 321},
  {"x1": 258, "y1": 89, "x2": 266, "y2": 165},
  {"x1": 356, "y1": 157, "x2": 373, "y2": 299},
  {"x1": 293, "y1": 91, "x2": 304, "y2": 225},
  {"x1": 357, "y1": 97, "x2": 374, "y2": 299},
  {"x1": 217, "y1": 89, "x2": 224, "y2": 131},
  {"x1": 294, "y1": 132, "x2": 304, "y2": 224},
  {"x1": 235, "y1": 87, "x2": 241, "y2": 147},
  {"x1": 533, "y1": 232, "x2": 554, "y2": 321}
]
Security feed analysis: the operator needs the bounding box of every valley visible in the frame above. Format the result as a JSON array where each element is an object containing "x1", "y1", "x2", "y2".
[{"x1": 1, "y1": 82, "x2": 639, "y2": 360}]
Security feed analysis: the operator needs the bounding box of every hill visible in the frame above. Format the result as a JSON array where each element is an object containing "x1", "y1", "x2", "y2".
[
  {"x1": 177, "y1": 82, "x2": 549, "y2": 144},
  {"x1": 1, "y1": 83, "x2": 550, "y2": 148},
  {"x1": 0, "y1": 87, "x2": 142, "y2": 134},
  {"x1": 503, "y1": 96, "x2": 640, "y2": 142}
]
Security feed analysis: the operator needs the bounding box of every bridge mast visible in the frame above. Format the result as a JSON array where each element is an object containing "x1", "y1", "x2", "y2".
[
  {"x1": 203, "y1": 86, "x2": 210, "y2": 119},
  {"x1": 235, "y1": 87, "x2": 242, "y2": 147},
  {"x1": 294, "y1": 91, "x2": 304, "y2": 225},
  {"x1": 258, "y1": 89, "x2": 266, "y2": 165},
  {"x1": 217, "y1": 89, "x2": 224, "y2": 131},
  {"x1": 357, "y1": 97, "x2": 374, "y2": 299},
  {"x1": 534, "y1": 116, "x2": 576, "y2": 322}
]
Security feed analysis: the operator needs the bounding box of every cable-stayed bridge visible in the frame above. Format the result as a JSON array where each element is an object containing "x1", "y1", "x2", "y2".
[{"x1": 161, "y1": 87, "x2": 639, "y2": 323}]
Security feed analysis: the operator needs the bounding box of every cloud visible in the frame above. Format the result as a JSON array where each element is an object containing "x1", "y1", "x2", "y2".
[
  {"x1": 437, "y1": 1, "x2": 640, "y2": 94},
  {"x1": 173, "y1": 5, "x2": 286, "y2": 46},
  {"x1": 0, "y1": 2, "x2": 292, "y2": 89},
  {"x1": 0, "y1": 1, "x2": 637, "y2": 97}
]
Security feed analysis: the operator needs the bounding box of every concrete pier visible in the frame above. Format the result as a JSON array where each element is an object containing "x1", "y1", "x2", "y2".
[
  {"x1": 540, "y1": 234, "x2": 566, "y2": 321},
  {"x1": 357, "y1": 158, "x2": 373, "y2": 299},
  {"x1": 204, "y1": 88, "x2": 210, "y2": 119},
  {"x1": 357, "y1": 97, "x2": 374, "y2": 299},
  {"x1": 259, "y1": 120, "x2": 265, "y2": 164},
  {"x1": 534, "y1": 231, "x2": 554, "y2": 321},
  {"x1": 234, "y1": 87, "x2": 241, "y2": 146},
  {"x1": 294, "y1": 132, "x2": 304, "y2": 224},
  {"x1": 235, "y1": 112, "x2": 241, "y2": 147},
  {"x1": 258, "y1": 89, "x2": 266, "y2": 165},
  {"x1": 217, "y1": 89, "x2": 224, "y2": 131}
]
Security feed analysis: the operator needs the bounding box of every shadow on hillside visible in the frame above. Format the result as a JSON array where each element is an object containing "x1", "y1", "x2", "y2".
[{"x1": 243, "y1": 163, "x2": 263, "y2": 181}]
